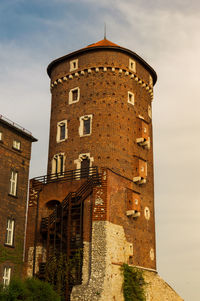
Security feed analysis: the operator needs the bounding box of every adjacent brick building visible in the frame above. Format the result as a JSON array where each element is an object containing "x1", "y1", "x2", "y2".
[
  {"x1": 23, "y1": 38, "x2": 183, "y2": 300},
  {"x1": 0, "y1": 114, "x2": 37, "y2": 285}
]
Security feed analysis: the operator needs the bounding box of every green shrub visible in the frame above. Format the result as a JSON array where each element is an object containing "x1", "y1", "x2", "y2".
[
  {"x1": 0, "y1": 277, "x2": 61, "y2": 301},
  {"x1": 121, "y1": 264, "x2": 146, "y2": 301}
]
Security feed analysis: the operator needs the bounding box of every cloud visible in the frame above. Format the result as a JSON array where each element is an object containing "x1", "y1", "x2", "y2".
[{"x1": 0, "y1": 1, "x2": 200, "y2": 300}]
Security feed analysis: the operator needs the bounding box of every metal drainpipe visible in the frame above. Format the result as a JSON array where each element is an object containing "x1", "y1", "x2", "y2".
[{"x1": 32, "y1": 189, "x2": 41, "y2": 277}]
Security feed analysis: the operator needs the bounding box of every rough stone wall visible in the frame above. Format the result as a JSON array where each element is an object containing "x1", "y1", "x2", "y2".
[
  {"x1": 71, "y1": 220, "x2": 183, "y2": 301},
  {"x1": 26, "y1": 246, "x2": 46, "y2": 277},
  {"x1": 143, "y1": 270, "x2": 184, "y2": 301},
  {"x1": 0, "y1": 121, "x2": 33, "y2": 280},
  {"x1": 71, "y1": 221, "x2": 133, "y2": 301}
]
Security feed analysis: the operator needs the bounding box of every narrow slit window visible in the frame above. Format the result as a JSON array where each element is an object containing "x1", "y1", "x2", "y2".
[
  {"x1": 57, "y1": 120, "x2": 67, "y2": 142},
  {"x1": 128, "y1": 91, "x2": 134, "y2": 105},
  {"x1": 83, "y1": 118, "x2": 91, "y2": 135},
  {"x1": 72, "y1": 89, "x2": 78, "y2": 102},
  {"x1": 129, "y1": 59, "x2": 136, "y2": 72},
  {"x1": 70, "y1": 59, "x2": 78, "y2": 71},
  {"x1": 60, "y1": 124, "x2": 65, "y2": 140}
]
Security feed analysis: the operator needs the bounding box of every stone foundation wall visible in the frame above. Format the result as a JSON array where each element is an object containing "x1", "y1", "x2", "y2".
[
  {"x1": 144, "y1": 270, "x2": 184, "y2": 301},
  {"x1": 26, "y1": 246, "x2": 46, "y2": 277},
  {"x1": 71, "y1": 220, "x2": 183, "y2": 301},
  {"x1": 71, "y1": 221, "x2": 133, "y2": 301}
]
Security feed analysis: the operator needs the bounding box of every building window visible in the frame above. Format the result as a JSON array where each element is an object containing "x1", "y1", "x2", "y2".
[
  {"x1": 148, "y1": 105, "x2": 152, "y2": 119},
  {"x1": 149, "y1": 75, "x2": 153, "y2": 87},
  {"x1": 69, "y1": 87, "x2": 80, "y2": 104},
  {"x1": 13, "y1": 140, "x2": 21, "y2": 150},
  {"x1": 129, "y1": 59, "x2": 136, "y2": 72},
  {"x1": 79, "y1": 115, "x2": 93, "y2": 137},
  {"x1": 5, "y1": 219, "x2": 15, "y2": 246},
  {"x1": 9, "y1": 171, "x2": 18, "y2": 196},
  {"x1": 0, "y1": 132, "x2": 2, "y2": 141},
  {"x1": 70, "y1": 59, "x2": 78, "y2": 72},
  {"x1": 74, "y1": 153, "x2": 94, "y2": 179},
  {"x1": 56, "y1": 120, "x2": 67, "y2": 142},
  {"x1": 128, "y1": 91, "x2": 134, "y2": 105},
  {"x1": 3, "y1": 267, "x2": 11, "y2": 286},
  {"x1": 52, "y1": 153, "x2": 65, "y2": 175}
]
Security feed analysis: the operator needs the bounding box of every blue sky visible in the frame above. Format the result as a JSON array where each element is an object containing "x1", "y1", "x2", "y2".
[{"x1": 1, "y1": 1, "x2": 200, "y2": 300}]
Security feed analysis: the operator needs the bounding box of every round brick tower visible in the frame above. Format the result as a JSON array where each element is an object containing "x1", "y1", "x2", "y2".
[
  {"x1": 47, "y1": 39, "x2": 157, "y2": 273},
  {"x1": 47, "y1": 38, "x2": 156, "y2": 180}
]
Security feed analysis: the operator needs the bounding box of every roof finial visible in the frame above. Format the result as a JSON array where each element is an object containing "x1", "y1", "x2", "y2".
[{"x1": 104, "y1": 23, "x2": 106, "y2": 40}]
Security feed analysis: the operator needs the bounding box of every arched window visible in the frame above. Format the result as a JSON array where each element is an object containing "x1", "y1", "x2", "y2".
[{"x1": 52, "y1": 153, "x2": 65, "y2": 175}]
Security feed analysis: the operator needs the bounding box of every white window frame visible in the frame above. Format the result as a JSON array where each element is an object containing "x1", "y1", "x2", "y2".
[
  {"x1": 3, "y1": 267, "x2": 11, "y2": 286},
  {"x1": 149, "y1": 75, "x2": 153, "y2": 87},
  {"x1": 51, "y1": 153, "x2": 65, "y2": 175},
  {"x1": 129, "y1": 58, "x2": 136, "y2": 72},
  {"x1": 13, "y1": 140, "x2": 21, "y2": 150},
  {"x1": 128, "y1": 91, "x2": 135, "y2": 106},
  {"x1": 70, "y1": 59, "x2": 78, "y2": 72},
  {"x1": 74, "y1": 153, "x2": 94, "y2": 178},
  {"x1": 56, "y1": 120, "x2": 68, "y2": 143},
  {"x1": 148, "y1": 105, "x2": 152, "y2": 119},
  {"x1": 9, "y1": 171, "x2": 18, "y2": 196},
  {"x1": 79, "y1": 115, "x2": 93, "y2": 137},
  {"x1": 69, "y1": 87, "x2": 80, "y2": 105},
  {"x1": 5, "y1": 219, "x2": 15, "y2": 246}
]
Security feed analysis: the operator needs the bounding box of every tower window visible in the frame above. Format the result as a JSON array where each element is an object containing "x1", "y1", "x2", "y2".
[
  {"x1": 148, "y1": 105, "x2": 152, "y2": 119},
  {"x1": 79, "y1": 115, "x2": 93, "y2": 137},
  {"x1": 56, "y1": 120, "x2": 67, "y2": 142},
  {"x1": 70, "y1": 59, "x2": 78, "y2": 71},
  {"x1": 69, "y1": 87, "x2": 80, "y2": 104},
  {"x1": 3, "y1": 267, "x2": 11, "y2": 286},
  {"x1": 52, "y1": 153, "x2": 65, "y2": 175},
  {"x1": 129, "y1": 59, "x2": 136, "y2": 72},
  {"x1": 13, "y1": 140, "x2": 21, "y2": 150},
  {"x1": 9, "y1": 171, "x2": 18, "y2": 196},
  {"x1": 83, "y1": 119, "x2": 91, "y2": 135},
  {"x1": 5, "y1": 219, "x2": 15, "y2": 246},
  {"x1": 149, "y1": 75, "x2": 153, "y2": 87},
  {"x1": 74, "y1": 153, "x2": 94, "y2": 179},
  {"x1": 128, "y1": 91, "x2": 134, "y2": 105}
]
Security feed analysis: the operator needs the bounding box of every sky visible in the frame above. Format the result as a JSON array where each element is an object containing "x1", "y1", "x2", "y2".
[{"x1": 0, "y1": 0, "x2": 200, "y2": 300}]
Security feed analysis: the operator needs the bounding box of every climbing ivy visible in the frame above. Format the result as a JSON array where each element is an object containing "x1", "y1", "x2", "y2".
[
  {"x1": 0, "y1": 237, "x2": 24, "y2": 276},
  {"x1": 44, "y1": 249, "x2": 82, "y2": 299},
  {"x1": 121, "y1": 264, "x2": 146, "y2": 301}
]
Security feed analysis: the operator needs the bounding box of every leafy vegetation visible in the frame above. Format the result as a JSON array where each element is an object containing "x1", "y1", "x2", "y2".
[
  {"x1": 121, "y1": 264, "x2": 146, "y2": 301},
  {"x1": 0, "y1": 277, "x2": 61, "y2": 301},
  {"x1": 44, "y1": 250, "x2": 82, "y2": 299}
]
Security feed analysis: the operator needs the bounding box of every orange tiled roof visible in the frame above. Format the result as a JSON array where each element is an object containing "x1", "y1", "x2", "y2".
[{"x1": 86, "y1": 39, "x2": 120, "y2": 48}]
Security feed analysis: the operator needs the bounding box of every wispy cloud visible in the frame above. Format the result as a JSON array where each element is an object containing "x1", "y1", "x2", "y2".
[{"x1": 0, "y1": 1, "x2": 199, "y2": 300}]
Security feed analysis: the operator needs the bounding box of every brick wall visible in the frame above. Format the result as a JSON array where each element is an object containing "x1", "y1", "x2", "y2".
[{"x1": 0, "y1": 120, "x2": 35, "y2": 281}]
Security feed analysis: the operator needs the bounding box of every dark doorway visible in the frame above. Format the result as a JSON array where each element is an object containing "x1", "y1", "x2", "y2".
[{"x1": 80, "y1": 158, "x2": 90, "y2": 178}]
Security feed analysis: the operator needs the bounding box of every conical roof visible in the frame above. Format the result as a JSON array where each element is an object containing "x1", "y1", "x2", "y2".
[
  {"x1": 47, "y1": 38, "x2": 157, "y2": 84},
  {"x1": 86, "y1": 38, "x2": 120, "y2": 48}
]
